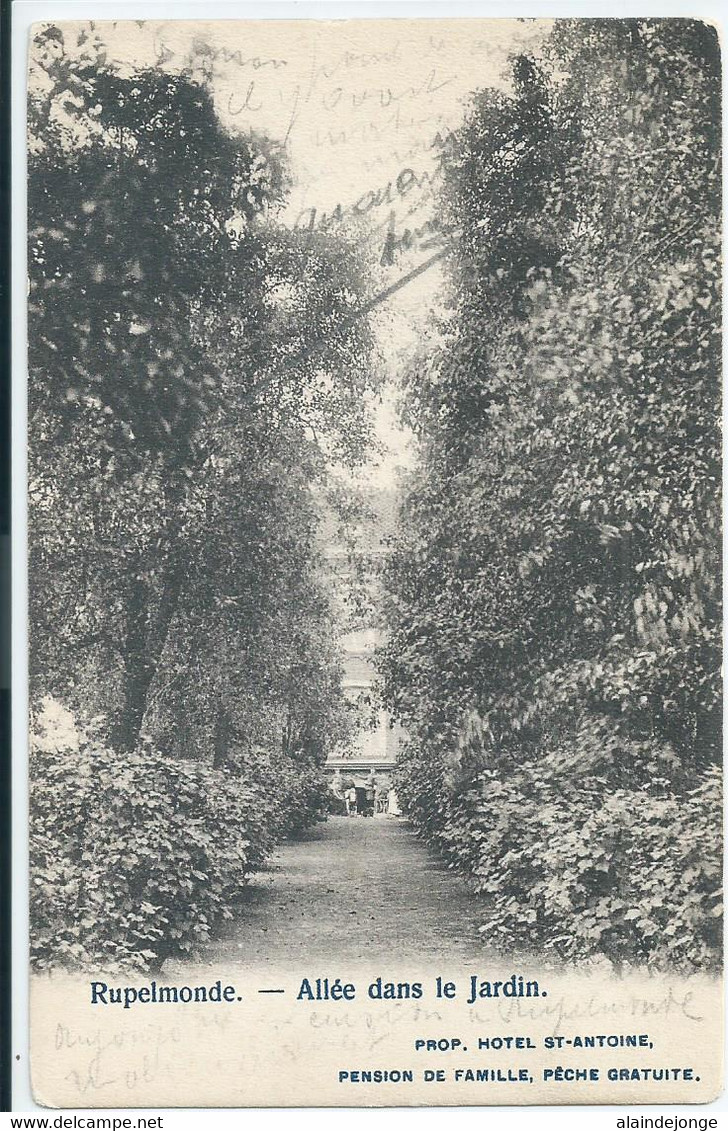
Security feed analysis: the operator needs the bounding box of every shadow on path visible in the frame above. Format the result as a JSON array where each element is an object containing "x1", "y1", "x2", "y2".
[{"x1": 202, "y1": 815, "x2": 489, "y2": 968}]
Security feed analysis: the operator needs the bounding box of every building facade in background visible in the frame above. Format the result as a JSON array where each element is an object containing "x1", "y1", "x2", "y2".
[{"x1": 321, "y1": 489, "x2": 403, "y2": 799}]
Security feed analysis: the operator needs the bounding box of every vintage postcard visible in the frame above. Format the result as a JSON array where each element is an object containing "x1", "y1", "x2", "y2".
[{"x1": 26, "y1": 16, "x2": 722, "y2": 1107}]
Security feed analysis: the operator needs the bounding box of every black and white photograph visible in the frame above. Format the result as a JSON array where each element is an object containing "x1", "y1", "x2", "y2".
[{"x1": 24, "y1": 14, "x2": 722, "y2": 1108}]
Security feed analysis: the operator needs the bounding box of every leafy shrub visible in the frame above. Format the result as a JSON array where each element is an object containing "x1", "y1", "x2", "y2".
[
  {"x1": 383, "y1": 21, "x2": 721, "y2": 974},
  {"x1": 396, "y1": 726, "x2": 722, "y2": 972},
  {"x1": 30, "y1": 700, "x2": 327, "y2": 972}
]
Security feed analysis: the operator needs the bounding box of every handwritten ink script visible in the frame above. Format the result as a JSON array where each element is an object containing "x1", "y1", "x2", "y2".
[{"x1": 32, "y1": 967, "x2": 721, "y2": 1106}]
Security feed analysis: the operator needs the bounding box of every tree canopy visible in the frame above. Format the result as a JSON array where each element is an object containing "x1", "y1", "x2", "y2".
[
  {"x1": 29, "y1": 27, "x2": 378, "y2": 759},
  {"x1": 29, "y1": 26, "x2": 380, "y2": 970},
  {"x1": 379, "y1": 19, "x2": 721, "y2": 969}
]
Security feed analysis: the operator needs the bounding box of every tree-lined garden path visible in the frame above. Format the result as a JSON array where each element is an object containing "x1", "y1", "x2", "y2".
[{"x1": 203, "y1": 817, "x2": 488, "y2": 967}]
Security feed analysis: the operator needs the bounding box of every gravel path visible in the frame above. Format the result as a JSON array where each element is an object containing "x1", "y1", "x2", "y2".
[{"x1": 201, "y1": 815, "x2": 488, "y2": 968}]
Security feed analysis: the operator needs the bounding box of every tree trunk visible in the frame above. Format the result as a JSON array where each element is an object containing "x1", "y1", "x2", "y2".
[
  {"x1": 112, "y1": 574, "x2": 153, "y2": 751},
  {"x1": 112, "y1": 479, "x2": 187, "y2": 753},
  {"x1": 112, "y1": 547, "x2": 185, "y2": 751},
  {"x1": 213, "y1": 704, "x2": 231, "y2": 770}
]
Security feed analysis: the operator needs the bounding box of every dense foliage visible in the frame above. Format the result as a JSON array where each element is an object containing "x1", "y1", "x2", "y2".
[
  {"x1": 29, "y1": 27, "x2": 377, "y2": 970},
  {"x1": 380, "y1": 20, "x2": 721, "y2": 970},
  {"x1": 31, "y1": 702, "x2": 327, "y2": 972}
]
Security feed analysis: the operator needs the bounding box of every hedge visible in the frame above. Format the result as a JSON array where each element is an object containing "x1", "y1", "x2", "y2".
[
  {"x1": 30, "y1": 700, "x2": 327, "y2": 972},
  {"x1": 396, "y1": 726, "x2": 722, "y2": 972}
]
